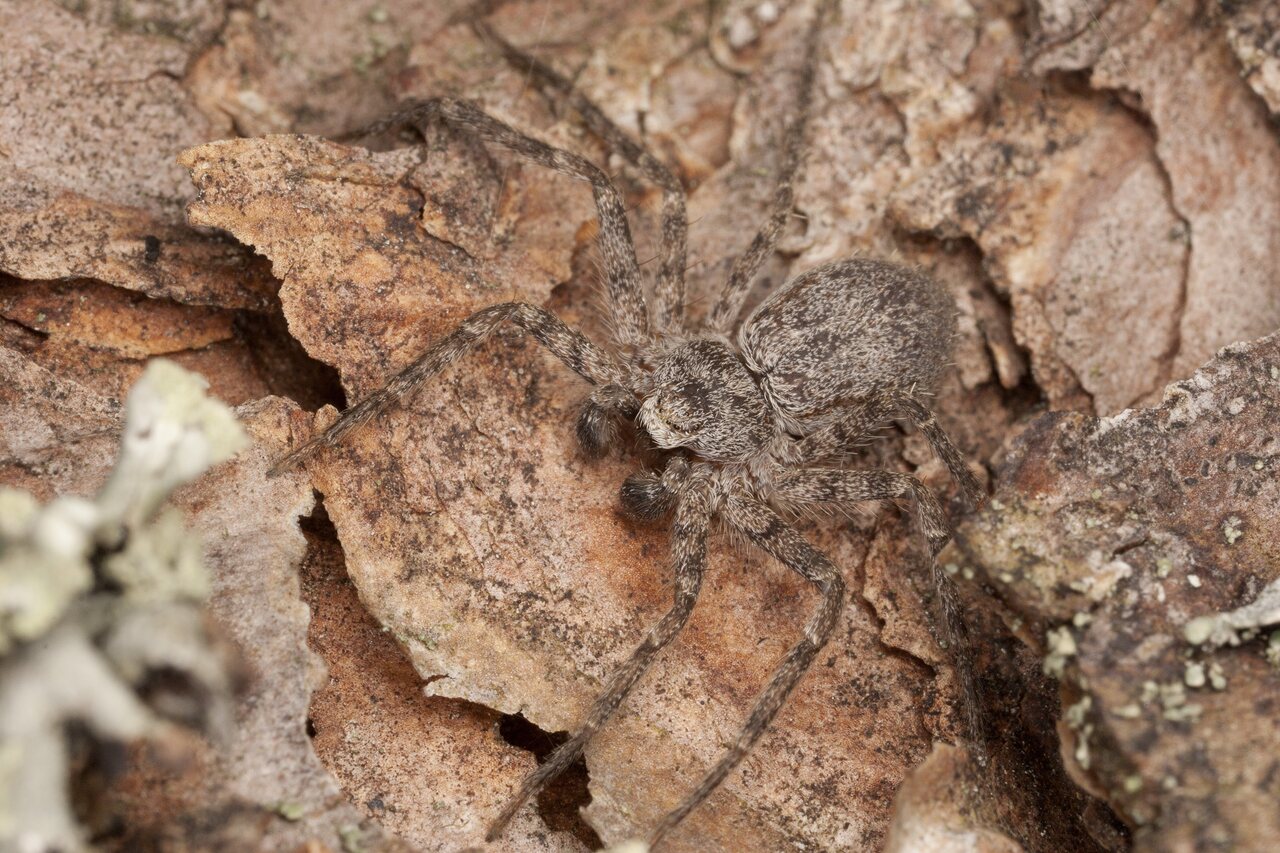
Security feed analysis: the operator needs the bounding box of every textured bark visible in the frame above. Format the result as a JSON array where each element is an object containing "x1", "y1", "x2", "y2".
[{"x1": 4, "y1": 0, "x2": 1280, "y2": 850}]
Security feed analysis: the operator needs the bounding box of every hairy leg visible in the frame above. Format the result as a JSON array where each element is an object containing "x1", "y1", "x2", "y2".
[
  {"x1": 487, "y1": 467, "x2": 713, "y2": 840},
  {"x1": 270, "y1": 302, "x2": 627, "y2": 474},
  {"x1": 648, "y1": 489, "x2": 845, "y2": 846},
  {"x1": 705, "y1": 0, "x2": 832, "y2": 333},
  {"x1": 789, "y1": 394, "x2": 984, "y2": 509},
  {"x1": 469, "y1": 18, "x2": 689, "y2": 333},
  {"x1": 773, "y1": 466, "x2": 988, "y2": 764},
  {"x1": 786, "y1": 393, "x2": 899, "y2": 464},
  {"x1": 343, "y1": 98, "x2": 651, "y2": 350},
  {"x1": 773, "y1": 467, "x2": 950, "y2": 556},
  {"x1": 930, "y1": 546, "x2": 988, "y2": 767},
  {"x1": 895, "y1": 397, "x2": 985, "y2": 509}
]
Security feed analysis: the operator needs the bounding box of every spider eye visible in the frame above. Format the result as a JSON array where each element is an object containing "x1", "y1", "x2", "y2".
[{"x1": 658, "y1": 394, "x2": 703, "y2": 433}]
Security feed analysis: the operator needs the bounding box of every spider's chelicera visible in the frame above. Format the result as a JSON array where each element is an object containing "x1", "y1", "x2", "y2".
[{"x1": 273, "y1": 1, "x2": 984, "y2": 846}]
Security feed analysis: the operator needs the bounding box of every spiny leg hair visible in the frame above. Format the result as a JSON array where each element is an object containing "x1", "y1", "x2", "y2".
[
  {"x1": 469, "y1": 17, "x2": 690, "y2": 334},
  {"x1": 706, "y1": 0, "x2": 832, "y2": 333},
  {"x1": 343, "y1": 97, "x2": 652, "y2": 351},
  {"x1": 269, "y1": 302, "x2": 625, "y2": 474},
  {"x1": 486, "y1": 465, "x2": 714, "y2": 841},
  {"x1": 647, "y1": 488, "x2": 846, "y2": 846}
]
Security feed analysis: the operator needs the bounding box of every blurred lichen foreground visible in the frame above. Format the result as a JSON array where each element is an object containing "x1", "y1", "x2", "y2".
[{"x1": 0, "y1": 360, "x2": 246, "y2": 853}]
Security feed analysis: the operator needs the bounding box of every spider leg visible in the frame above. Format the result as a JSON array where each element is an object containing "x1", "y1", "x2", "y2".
[
  {"x1": 269, "y1": 302, "x2": 628, "y2": 474},
  {"x1": 647, "y1": 489, "x2": 845, "y2": 846},
  {"x1": 774, "y1": 467, "x2": 950, "y2": 556},
  {"x1": 486, "y1": 465, "x2": 712, "y2": 841},
  {"x1": 894, "y1": 397, "x2": 986, "y2": 509},
  {"x1": 787, "y1": 394, "x2": 899, "y2": 464},
  {"x1": 789, "y1": 394, "x2": 985, "y2": 509},
  {"x1": 772, "y1": 467, "x2": 989, "y2": 765},
  {"x1": 469, "y1": 18, "x2": 689, "y2": 334},
  {"x1": 705, "y1": 0, "x2": 832, "y2": 333},
  {"x1": 343, "y1": 98, "x2": 651, "y2": 350}
]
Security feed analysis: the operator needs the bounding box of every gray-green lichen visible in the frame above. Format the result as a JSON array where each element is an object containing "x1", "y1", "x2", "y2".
[
  {"x1": 0, "y1": 360, "x2": 246, "y2": 853},
  {"x1": 1043, "y1": 626, "x2": 1078, "y2": 678},
  {"x1": 1184, "y1": 576, "x2": 1280, "y2": 650}
]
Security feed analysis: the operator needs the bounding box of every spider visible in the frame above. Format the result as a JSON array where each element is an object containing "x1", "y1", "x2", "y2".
[{"x1": 273, "y1": 0, "x2": 984, "y2": 846}]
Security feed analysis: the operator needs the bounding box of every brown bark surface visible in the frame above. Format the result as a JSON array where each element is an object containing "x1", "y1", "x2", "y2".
[{"x1": 3, "y1": 0, "x2": 1279, "y2": 851}]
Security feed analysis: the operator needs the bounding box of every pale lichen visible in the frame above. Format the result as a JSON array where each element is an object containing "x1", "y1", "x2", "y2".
[
  {"x1": 1064, "y1": 696, "x2": 1094, "y2": 769},
  {"x1": 1043, "y1": 626, "x2": 1078, "y2": 678},
  {"x1": 1183, "y1": 576, "x2": 1280, "y2": 649},
  {"x1": 0, "y1": 360, "x2": 246, "y2": 853}
]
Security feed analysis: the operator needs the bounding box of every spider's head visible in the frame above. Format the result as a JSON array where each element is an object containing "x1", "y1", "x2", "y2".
[{"x1": 638, "y1": 340, "x2": 774, "y2": 462}]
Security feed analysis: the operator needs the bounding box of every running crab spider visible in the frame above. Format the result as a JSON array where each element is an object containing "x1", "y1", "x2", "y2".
[{"x1": 271, "y1": 0, "x2": 985, "y2": 845}]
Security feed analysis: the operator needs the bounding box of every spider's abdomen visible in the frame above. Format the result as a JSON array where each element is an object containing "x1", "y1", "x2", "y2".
[{"x1": 738, "y1": 259, "x2": 956, "y2": 424}]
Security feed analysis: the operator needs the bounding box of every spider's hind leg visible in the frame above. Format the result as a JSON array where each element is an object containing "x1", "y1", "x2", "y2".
[
  {"x1": 773, "y1": 467, "x2": 951, "y2": 557},
  {"x1": 772, "y1": 466, "x2": 990, "y2": 765},
  {"x1": 647, "y1": 489, "x2": 846, "y2": 846},
  {"x1": 705, "y1": 0, "x2": 834, "y2": 333},
  {"x1": 790, "y1": 393, "x2": 986, "y2": 511},
  {"x1": 896, "y1": 396, "x2": 986, "y2": 509}
]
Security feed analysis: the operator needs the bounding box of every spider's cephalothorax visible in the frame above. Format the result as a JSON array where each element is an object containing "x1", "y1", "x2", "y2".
[{"x1": 272, "y1": 0, "x2": 985, "y2": 846}]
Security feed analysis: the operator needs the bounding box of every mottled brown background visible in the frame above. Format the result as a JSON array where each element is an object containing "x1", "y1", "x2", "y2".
[{"x1": 3, "y1": 0, "x2": 1278, "y2": 851}]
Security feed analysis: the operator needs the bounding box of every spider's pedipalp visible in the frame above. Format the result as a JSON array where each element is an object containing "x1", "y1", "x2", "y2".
[
  {"x1": 648, "y1": 488, "x2": 846, "y2": 846},
  {"x1": 343, "y1": 97, "x2": 652, "y2": 351},
  {"x1": 269, "y1": 302, "x2": 625, "y2": 475},
  {"x1": 620, "y1": 455, "x2": 690, "y2": 522},
  {"x1": 470, "y1": 18, "x2": 690, "y2": 334},
  {"x1": 706, "y1": 0, "x2": 833, "y2": 333},
  {"x1": 576, "y1": 383, "x2": 637, "y2": 457},
  {"x1": 619, "y1": 471, "x2": 672, "y2": 521},
  {"x1": 487, "y1": 465, "x2": 713, "y2": 841}
]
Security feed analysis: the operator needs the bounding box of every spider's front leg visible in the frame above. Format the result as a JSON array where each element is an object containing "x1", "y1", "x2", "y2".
[
  {"x1": 467, "y1": 18, "x2": 690, "y2": 333},
  {"x1": 486, "y1": 465, "x2": 714, "y2": 841},
  {"x1": 647, "y1": 488, "x2": 846, "y2": 846},
  {"x1": 342, "y1": 97, "x2": 652, "y2": 352},
  {"x1": 269, "y1": 302, "x2": 627, "y2": 474}
]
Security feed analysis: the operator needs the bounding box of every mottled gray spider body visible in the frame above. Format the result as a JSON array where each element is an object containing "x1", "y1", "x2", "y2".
[{"x1": 273, "y1": 0, "x2": 983, "y2": 846}]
